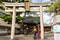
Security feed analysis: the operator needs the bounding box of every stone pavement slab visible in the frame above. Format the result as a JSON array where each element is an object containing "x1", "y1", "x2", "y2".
[{"x1": 0, "y1": 34, "x2": 54, "y2": 40}]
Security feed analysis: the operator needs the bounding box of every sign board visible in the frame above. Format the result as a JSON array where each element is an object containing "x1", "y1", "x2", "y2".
[
  {"x1": 53, "y1": 24, "x2": 60, "y2": 32},
  {"x1": 54, "y1": 33, "x2": 60, "y2": 40},
  {"x1": 53, "y1": 24, "x2": 60, "y2": 40}
]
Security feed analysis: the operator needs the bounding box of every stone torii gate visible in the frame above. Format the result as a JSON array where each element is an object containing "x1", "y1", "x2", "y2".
[{"x1": 3, "y1": 1, "x2": 51, "y2": 40}]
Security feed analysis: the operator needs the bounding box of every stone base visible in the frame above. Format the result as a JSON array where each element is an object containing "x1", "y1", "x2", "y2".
[
  {"x1": 10, "y1": 39, "x2": 16, "y2": 40},
  {"x1": 40, "y1": 39, "x2": 46, "y2": 40},
  {"x1": 34, "y1": 39, "x2": 46, "y2": 40}
]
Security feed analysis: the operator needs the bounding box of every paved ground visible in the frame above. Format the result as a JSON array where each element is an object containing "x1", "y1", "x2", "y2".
[{"x1": 0, "y1": 32, "x2": 54, "y2": 40}]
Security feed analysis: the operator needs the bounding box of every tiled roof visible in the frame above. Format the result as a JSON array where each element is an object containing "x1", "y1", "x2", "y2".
[{"x1": 23, "y1": 17, "x2": 52, "y2": 26}]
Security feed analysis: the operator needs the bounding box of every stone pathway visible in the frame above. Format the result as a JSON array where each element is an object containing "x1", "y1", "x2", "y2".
[{"x1": 0, "y1": 32, "x2": 54, "y2": 40}]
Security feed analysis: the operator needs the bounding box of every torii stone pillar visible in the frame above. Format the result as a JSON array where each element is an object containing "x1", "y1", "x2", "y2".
[
  {"x1": 11, "y1": 6, "x2": 16, "y2": 40},
  {"x1": 40, "y1": 5, "x2": 44, "y2": 39}
]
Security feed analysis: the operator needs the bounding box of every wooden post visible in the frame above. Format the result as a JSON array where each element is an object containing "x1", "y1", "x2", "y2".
[
  {"x1": 11, "y1": 6, "x2": 16, "y2": 40},
  {"x1": 40, "y1": 5, "x2": 44, "y2": 39}
]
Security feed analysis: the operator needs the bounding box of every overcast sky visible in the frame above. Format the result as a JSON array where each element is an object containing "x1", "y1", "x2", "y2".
[{"x1": 31, "y1": 0, "x2": 52, "y2": 3}]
